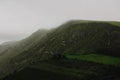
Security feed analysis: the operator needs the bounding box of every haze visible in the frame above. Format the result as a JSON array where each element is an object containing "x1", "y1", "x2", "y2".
[{"x1": 0, "y1": 0, "x2": 120, "y2": 44}]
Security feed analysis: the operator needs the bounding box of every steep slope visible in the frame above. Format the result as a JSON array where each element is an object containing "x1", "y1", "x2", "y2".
[
  {"x1": 16, "y1": 21, "x2": 120, "y2": 58},
  {"x1": 6, "y1": 21, "x2": 119, "y2": 77},
  {"x1": 0, "y1": 30, "x2": 48, "y2": 78},
  {"x1": 0, "y1": 30, "x2": 47, "y2": 60},
  {"x1": 0, "y1": 20, "x2": 120, "y2": 79}
]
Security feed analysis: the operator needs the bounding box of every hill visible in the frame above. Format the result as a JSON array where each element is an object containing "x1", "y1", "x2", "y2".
[
  {"x1": 0, "y1": 29, "x2": 48, "y2": 78},
  {"x1": 0, "y1": 20, "x2": 120, "y2": 79}
]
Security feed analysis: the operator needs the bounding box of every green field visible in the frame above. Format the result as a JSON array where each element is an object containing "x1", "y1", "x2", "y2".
[{"x1": 66, "y1": 54, "x2": 120, "y2": 66}]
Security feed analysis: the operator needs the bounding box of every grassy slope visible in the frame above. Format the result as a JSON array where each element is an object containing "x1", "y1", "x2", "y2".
[
  {"x1": 66, "y1": 54, "x2": 120, "y2": 66},
  {"x1": 0, "y1": 30, "x2": 48, "y2": 78},
  {"x1": 4, "y1": 60, "x2": 120, "y2": 80},
  {"x1": 109, "y1": 21, "x2": 120, "y2": 26},
  {"x1": 0, "y1": 20, "x2": 120, "y2": 79}
]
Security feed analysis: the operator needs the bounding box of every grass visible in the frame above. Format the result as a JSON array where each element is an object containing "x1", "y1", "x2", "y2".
[
  {"x1": 5, "y1": 61, "x2": 98, "y2": 80},
  {"x1": 66, "y1": 54, "x2": 120, "y2": 66},
  {"x1": 4, "y1": 59, "x2": 120, "y2": 80},
  {"x1": 30, "y1": 61, "x2": 94, "y2": 77},
  {"x1": 109, "y1": 21, "x2": 120, "y2": 26}
]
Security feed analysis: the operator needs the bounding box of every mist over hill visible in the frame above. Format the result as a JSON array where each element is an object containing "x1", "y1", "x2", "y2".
[{"x1": 0, "y1": 20, "x2": 120, "y2": 79}]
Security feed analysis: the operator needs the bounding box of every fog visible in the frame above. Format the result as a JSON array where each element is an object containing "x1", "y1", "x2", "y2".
[{"x1": 0, "y1": 0, "x2": 120, "y2": 43}]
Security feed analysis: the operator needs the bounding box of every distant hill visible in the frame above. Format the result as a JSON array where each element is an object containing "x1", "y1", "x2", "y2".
[
  {"x1": 0, "y1": 29, "x2": 48, "y2": 78},
  {"x1": 0, "y1": 20, "x2": 120, "y2": 79}
]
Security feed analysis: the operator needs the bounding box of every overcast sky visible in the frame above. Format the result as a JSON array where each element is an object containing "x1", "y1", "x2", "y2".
[{"x1": 0, "y1": 0, "x2": 120, "y2": 44}]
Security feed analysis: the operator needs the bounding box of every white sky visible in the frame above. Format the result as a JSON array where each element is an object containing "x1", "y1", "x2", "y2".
[{"x1": 0, "y1": 0, "x2": 120, "y2": 43}]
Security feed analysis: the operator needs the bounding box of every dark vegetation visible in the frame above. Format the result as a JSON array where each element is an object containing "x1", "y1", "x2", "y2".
[
  {"x1": 3, "y1": 59, "x2": 120, "y2": 80},
  {"x1": 0, "y1": 20, "x2": 120, "y2": 80}
]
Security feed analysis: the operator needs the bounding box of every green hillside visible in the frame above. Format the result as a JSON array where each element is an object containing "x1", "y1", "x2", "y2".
[
  {"x1": 0, "y1": 20, "x2": 120, "y2": 79},
  {"x1": 66, "y1": 54, "x2": 120, "y2": 66},
  {"x1": 0, "y1": 29, "x2": 48, "y2": 78},
  {"x1": 4, "y1": 60, "x2": 120, "y2": 80}
]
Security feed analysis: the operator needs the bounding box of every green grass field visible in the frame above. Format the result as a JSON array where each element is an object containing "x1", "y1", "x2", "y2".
[{"x1": 66, "y1": 54, "x2": 120, "y2": 66}]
